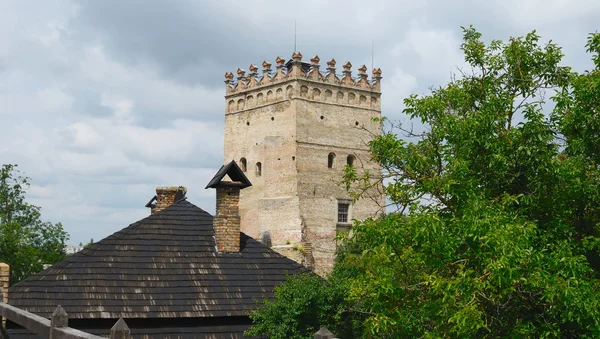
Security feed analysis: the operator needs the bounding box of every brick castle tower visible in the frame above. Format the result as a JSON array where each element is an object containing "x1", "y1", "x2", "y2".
[{"x1": 222, "y1": 52, "x2": 384, "y2": 275}]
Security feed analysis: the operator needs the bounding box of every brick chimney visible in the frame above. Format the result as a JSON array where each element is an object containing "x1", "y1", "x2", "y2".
[
  {"x1": 206, "y1": 161, "x2": 252, "y2": 252},
  {"x1": 146, "y1": 186, "x2": 187, "y2": 215},
  {"x1": 214, "y1": 185, "x2": 242, "y2": 252}
]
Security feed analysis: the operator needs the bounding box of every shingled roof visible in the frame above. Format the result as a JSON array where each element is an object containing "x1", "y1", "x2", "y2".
[{"x1": 8, "y1": 200, "x2": 309, "y2": 320}]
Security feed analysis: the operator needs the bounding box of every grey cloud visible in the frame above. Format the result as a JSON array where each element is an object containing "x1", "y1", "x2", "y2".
[
  {"x1": 71, "y1": 1, "x2": 416, "y2": 87},
  {"x1": 70, "y1": 89, "x2": 114, "y2": 118},
  {"x1": 72, "y1": 1, "x2": 258, "y2": 86}
]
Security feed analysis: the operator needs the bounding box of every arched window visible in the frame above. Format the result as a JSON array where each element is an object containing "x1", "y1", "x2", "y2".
[
  {"x1": 347, "y1": 155, "x2": 355, "y2": 167},
  {"x1": 256, "y1": 162, "x2": 262, "y2": 176},
  {"x1": 328, "y1": 152, "x2": 336, "y2": 169},
  {"x1": 239, "y1": 158, "x2": 247, "y2": 172}
]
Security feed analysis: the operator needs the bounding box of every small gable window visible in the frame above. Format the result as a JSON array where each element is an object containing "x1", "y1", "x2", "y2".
[
  {"x1": 240, "y1": 158, "x2": 247, "y2": 172},
  {"x1": 256, "y1": 162, "x2": 262, "y2": 177},
  {"x1": 328, "y1": 152, "x2": 336, "y2": 169},
  {"x1": 347, "y1": 155, "x2": 355, "y2": 167}
]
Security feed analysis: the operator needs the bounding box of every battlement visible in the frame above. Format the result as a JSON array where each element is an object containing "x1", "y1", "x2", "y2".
[
  {"x1": 225, "y1": 52, "x2": 382, "y2": 113},
  {"x1": 224, "y1": 52, "x2": 382, "y2": 96}
]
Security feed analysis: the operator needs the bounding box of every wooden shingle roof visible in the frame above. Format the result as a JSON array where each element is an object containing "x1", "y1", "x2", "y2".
[{"x1": 8, "y1": 200, "x2": 308, "y2": 320}]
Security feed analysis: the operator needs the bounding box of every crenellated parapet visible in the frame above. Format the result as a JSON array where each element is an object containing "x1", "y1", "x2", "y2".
[{"x1": 224, "y1": 52, "x2": 382, "y2": 96}]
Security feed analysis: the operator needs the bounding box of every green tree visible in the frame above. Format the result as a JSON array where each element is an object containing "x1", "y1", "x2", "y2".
[
  {"x1": 338, "y1": 27, "x2": 600, "y2": 338},
  {"x1": 245, "y1": 274, "x2": 354, "y2": 339},
  {"x1": 248, "y1": 28, "x2": 600, "y2": 338},
  {"x1": 0, "y1": 164, "x2": 69, "y2": 285},
  {"x1": 553, "y1": 32, "x2": 600, "y2": 165}
]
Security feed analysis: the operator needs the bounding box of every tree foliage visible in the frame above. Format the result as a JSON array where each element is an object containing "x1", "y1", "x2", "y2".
[
  {"x1": 0, "y1": 164, "x2": 69, "y2": 285},
  {"x1": 245, "y1": 274, "x2": 354, "y2": 339},
  {"x1": 247, "y1": 27, "x2": 600, "y2": 338}
]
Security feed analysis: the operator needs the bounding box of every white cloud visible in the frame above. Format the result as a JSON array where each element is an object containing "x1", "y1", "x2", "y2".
[
  {"x1": 382, "y1": 68, "x2": 418, "y2": 118},
  {"x1": 78, "y1": 44, "x2": 223, "y2": 119},
  {"x1": 63, "y1": 122, "x2": 102, "y2": 150},
  {"x1": 392, "y1": 21, "x2": 468, "y2": 79},
  {"x1": 100, "y1": 94, "x2": 136, "y2": 124},
  {"x1": 28, "y1": 184, "x2": 53, "y2": 198},
  {"x1": 507, "y1": 0, "x2": 600, "y2": 27}
]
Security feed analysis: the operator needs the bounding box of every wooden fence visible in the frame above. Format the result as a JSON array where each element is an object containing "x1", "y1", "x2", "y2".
[
  {"x1": 0, "y1": 303, "x2": 338, "y2": 338},
  {"x1": 1, "y1": 296, "x2": 337, "y2": 339},
  {"x1": 0, "y1": 298, "x2": 130, "y2": 339}
]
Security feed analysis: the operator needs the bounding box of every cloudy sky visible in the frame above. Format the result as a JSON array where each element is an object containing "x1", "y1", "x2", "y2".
[{"x1": 1, "y1": 0, "x2": 598, "y2": 244}]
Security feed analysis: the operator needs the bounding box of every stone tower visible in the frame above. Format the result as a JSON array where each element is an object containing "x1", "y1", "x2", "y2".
[{"x1": 223, "y1": 52, "x2": 384, "y2": 275}]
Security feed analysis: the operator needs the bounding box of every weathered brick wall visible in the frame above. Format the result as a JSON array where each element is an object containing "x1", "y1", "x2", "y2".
[
  {"x1": 1, "y1": 261, "x2": 8, "y2": 332},
  {"x1": 214, "y1": 186, "x2": 241, "y2": 252},
  {"x1": 224, "y1": 91, "x2": 300, "y2": 243},
  {"x1": 153, "y1": 186, "x2": 186, "y2": 214},
  {"x1": 294, "y1": 89, "x2": 384, "y2": 276},
  {"x1": 0, "y1": 263, "x2": 8, "y2": 303}
]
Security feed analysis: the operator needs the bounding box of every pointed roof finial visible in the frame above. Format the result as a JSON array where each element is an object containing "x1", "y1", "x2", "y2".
[
  {"x1": 110, "y1": 318, "x2": 131, "y2": 338},
  {"x1": 343, "y1": 61, "x2": 352, "y2": 71},
  {"x1": 327, "y1": 58, "x2": 336, "y2": 68},
  {"x1": 310, "y1": 55, "x2": 320, "y2": 65},
  {"x1": 292, "y1": 51, "x2": 303, "y2": 61},
  {"x1": 51, "y1": 305, "x2": 69, "y2": 328},
  {"x1": 314, "y1": 327, "x2": 334, "y2": 339}
]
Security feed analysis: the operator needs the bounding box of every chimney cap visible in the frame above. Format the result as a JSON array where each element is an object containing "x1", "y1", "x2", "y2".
[
  {"x1": 145, "y1": 186, "x2": 187, "y2": 208},
  {"x1": 155, "y1": 186, "x2": 187, "y2": 193},
  {"x1": 205, "y1": 160, "x2": 252, "y2": 189}
]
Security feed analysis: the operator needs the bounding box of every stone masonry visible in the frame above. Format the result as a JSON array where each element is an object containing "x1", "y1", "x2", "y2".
[
  {"x1": 223, "y1": 52, "x2": 385, "y2": 275},
  {"x1": 214, "y1": 185, "x2": 242, "y2": 252}
]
